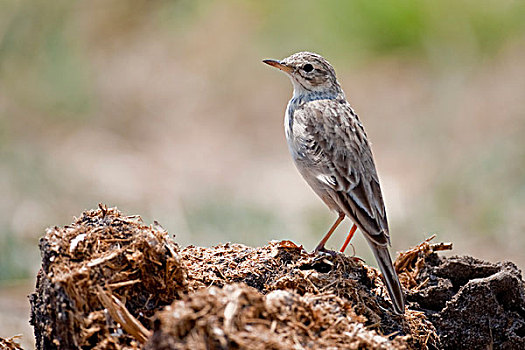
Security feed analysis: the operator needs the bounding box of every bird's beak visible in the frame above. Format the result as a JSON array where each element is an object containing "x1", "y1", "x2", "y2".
[{"x1": 263, "y1": 59, "x2": 293, "y2": 74}]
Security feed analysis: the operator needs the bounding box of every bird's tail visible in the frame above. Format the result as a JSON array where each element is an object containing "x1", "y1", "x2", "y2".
[{"x1": 368, "y1": 242, "x2": 405, "y2": 315}]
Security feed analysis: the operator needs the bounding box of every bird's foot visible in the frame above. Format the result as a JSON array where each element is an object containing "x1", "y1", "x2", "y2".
[
  {"x1": 312, "y1": 245, "x2": 338, "y2": 257},
  {"x1": 351, "y1": 256, "x2": 365, "y2": 263},
  {"x1": 340, "y1": 244, "x2": 365, "y2": 263}
]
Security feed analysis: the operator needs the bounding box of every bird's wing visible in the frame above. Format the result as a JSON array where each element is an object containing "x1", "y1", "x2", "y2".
[{"x1": 293, "y1": 99, "x2": 390, "y2": 246}]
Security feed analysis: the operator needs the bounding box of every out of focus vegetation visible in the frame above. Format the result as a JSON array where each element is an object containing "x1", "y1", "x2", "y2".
[
  {"x1": 1, "y1": 0, "x2": 525, "y2": 285},
  {"x1": 259, "y1": 0, "x2": 525, "y2": 63}
]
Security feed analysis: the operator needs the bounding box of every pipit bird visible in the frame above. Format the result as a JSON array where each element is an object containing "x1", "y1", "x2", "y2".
[{"x1": 263, "y1": 52, "x2": 405, "y2": 315}]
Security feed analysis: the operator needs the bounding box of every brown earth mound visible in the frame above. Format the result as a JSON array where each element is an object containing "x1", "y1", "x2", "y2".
[
  {"x1": 0, "y1": 336, "x2": 23, "y2": 350},
  {"x1": 407, "y1": 255, "x2": 525, "y2": 349},
  {"x1": 27, "y1": 205, "x2": 525, "y2": 349}
]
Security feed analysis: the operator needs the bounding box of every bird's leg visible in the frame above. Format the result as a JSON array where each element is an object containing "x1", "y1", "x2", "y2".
[
  {"x1": 314, "y1": 212, "x2": 345, "y2": 254},
  {"x1": 340, "y1": 224, "x2": 357, "y2": 253}
]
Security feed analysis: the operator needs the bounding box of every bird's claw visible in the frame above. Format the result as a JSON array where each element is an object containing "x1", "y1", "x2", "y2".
[{"x1": 312, "y1": 246, "x2": 338, "y2": 257}]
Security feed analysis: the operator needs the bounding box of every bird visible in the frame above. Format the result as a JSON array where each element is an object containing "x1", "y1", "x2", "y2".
[{"x1": 263, "y1": 52, "x2": 405, "y2": 315}]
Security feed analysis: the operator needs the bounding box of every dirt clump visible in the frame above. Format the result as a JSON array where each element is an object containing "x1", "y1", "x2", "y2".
[
  {"x1": 146, "y1": 283, "x2": 408, "y2": 350},
  {"x1": 30, "y1": 205, "x2": 186, "y2": 349},
  {"x1": 28, "y1": 206, "x2": 525, "y2": 349},
  {"x1": 0, "y1": 336, "x2": 24, "y2": 350},
  {"x1": 168, "y1": 241, "x2": 436, "y2": 349},
  {"x1": 403, "y1": 248, "x2": 525, "y2": 349}
]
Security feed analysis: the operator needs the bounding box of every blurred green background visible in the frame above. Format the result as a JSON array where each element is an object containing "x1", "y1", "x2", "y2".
[{"x1": 1, "y1": 0, "x2": 525, "y2": 345}]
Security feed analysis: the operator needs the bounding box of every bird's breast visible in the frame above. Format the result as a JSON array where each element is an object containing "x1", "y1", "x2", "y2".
[
  {"x1": 284, "y1": 101, "x2": 293, "y2": 140},
  {"x1": 284, "y1": 98, "x2": 304, "y2": 160}
]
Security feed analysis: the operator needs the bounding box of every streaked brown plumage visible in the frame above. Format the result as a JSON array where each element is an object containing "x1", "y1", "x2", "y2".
[{"x1": 264, "y1": 52, "x2": 405, "y2": 315}]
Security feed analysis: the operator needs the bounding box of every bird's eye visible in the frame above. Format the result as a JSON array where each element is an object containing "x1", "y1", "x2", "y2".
[{"x1": 303, "y1": 64, "x2": 314, "y2": 73}]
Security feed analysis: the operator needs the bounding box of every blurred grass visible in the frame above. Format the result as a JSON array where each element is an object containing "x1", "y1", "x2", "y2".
[
  {"x1": 255, "y1": 0, "x2": 525, "y2": 65},
  {"x1": 0, "y1": 1, "x2": 93, "y2": 120},
  {"x1": 0, "y1": 231, "x2": 30, "y2": 280},
  {"x1": 433, "y1": 125, "x2": 525, "y2": 237},
  {"x1": 0, "y1": 0, "x2": 525, "y2": 283},
  {"x1": 184, "y1": 196, "x2": 282, "y2": 246},
  {"x1": 1, "y1": 0, "x2": 524, "y2": 123}
]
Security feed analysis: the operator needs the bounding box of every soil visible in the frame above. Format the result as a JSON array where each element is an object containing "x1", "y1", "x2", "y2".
[
  {"x1": 0, "y1": 336, "x2": 23, "y2": 350},
  {"x1": 408, "y1": 255, "x2": 525, "y2": 348},
  {"x1": 12, "y1": 205, "x2": 525, "y2": 349}
]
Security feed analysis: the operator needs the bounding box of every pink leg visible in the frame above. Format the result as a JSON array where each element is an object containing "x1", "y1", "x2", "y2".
[
  {"x1": 314, "y1": 213, "x2": 345, "y2": 253},
  {"x1": 340, "y1": 224, "x2": 357, "y2": 253}
]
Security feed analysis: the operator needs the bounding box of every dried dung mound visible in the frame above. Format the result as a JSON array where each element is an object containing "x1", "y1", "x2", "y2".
[
  {"x1": 402, "y1": 247, "x2": 525, "y2": 349},
  {"x1": 0, "y1": 336, "x2": 24, "y2": 350},
  {"x1": 145, "y1": 284, "x2": 408, "y2": 350},
  {"x1": 29, "y1": 206, "x2": 525, "y2": 349},
  {"x1": 30, "y1": 205, "x2": 187, "y2": 349},
  {"x1": 175, "y1": 241, "x2": 437, "y2": 349}
]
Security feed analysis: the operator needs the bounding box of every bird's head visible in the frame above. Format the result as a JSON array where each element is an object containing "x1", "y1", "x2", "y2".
[{"x1": 263, "y1": 52, "x2": 342, "y2": 98}]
